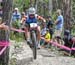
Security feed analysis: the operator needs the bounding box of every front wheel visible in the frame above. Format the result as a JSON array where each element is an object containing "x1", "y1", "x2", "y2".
[{"x1": 31, "y1": 31, "x2": 37, "y2": 59}]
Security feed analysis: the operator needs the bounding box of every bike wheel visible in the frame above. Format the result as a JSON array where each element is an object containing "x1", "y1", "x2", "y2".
[{"x1": 32, "y1": 31, "x2": 37, "y2": 59}]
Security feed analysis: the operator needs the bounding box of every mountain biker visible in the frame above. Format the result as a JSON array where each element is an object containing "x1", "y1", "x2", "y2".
[{"x1": 21, "y1": 7, "x2": 46, "y2": 48}]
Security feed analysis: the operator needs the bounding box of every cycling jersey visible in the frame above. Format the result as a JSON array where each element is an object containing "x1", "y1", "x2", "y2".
[
  {"x1": 21, "y1": 14, "x2": 45, "y2": 24},
  {"x1": 26, "y1": 15, "x2": 37, "y2": 24}
]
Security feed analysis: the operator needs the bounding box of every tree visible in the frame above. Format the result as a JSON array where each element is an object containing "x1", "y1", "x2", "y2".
[
  {"x1": 63, "y1": 0, "x2": 72, "y2": 30},
  {"x1": 48, "y1": 0, "x2": 52, "y2": 14},
  {"x1": 0, "y1": 0, "x2": 13, "y2": 65},
  {"x1": 52, "y1": 0, "x2": 58, "y2": 11}
]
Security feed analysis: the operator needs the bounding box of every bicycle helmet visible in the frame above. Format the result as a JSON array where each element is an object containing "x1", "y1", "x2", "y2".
[{"x1": 28, "y1": 7, "x2": 36, "y2": 15}]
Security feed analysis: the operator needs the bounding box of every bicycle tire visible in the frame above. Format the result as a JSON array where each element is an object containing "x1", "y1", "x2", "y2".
[{"x1": 31, "y1": 31, "x2": 37, "y2": 59}]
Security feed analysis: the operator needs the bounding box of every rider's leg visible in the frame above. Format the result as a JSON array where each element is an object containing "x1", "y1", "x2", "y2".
[
  {"x1": 37, "y1": 26, "x2": 41, "y2": 48},
  {"x1": 24, "y1": 26, "x2": 30, "y2": 42},
  {"x1": 37, "y1": 26, "x2": 41, "y2": 41}
]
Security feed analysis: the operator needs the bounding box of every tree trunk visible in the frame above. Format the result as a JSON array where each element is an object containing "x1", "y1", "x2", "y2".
[
  {"x1": 30, "y1": 0, "x2": 33, "y2": 7},
  {"x1": 34, "y1": 0, "x2": 38, "y2": 11},
  {"x1": 49, "y1": 0, "x2": 53, "y2": 14},
  {"x1": 52, "y1": 0, "x2": 58, "y2": 11},
  {"x1": 63, "y1": 0, "x2": 72, "y2": 30},
  {"x1": 0, "y1": 0, "x2": 13, "y2": 65}
]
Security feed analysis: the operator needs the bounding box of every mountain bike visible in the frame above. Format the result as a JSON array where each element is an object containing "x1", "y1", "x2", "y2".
[{"x1": 28, "y1": 23, "x2": 38, "y2": 59}]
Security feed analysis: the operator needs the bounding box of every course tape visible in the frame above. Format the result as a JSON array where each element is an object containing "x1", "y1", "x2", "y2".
[
  {"x1": 0, "y1": 27, "x2": 74, "y2": 55},
  {"x1": 11, "y1": 28, "x2": 25, "y2": 33},
  {"x1": 41, "y1": 37, "x2": 75, "y2": 51},
  {"x1": 0, "y1": 41, "x2": 9, "y2": 46},
  {"x1": 0, "y1": 27, "x2": 25, "y2": 56}
]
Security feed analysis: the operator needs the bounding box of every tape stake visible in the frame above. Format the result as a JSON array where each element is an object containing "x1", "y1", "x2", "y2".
[{"x1": 0, "y1": 46, "x2": 7, "y2": 55}]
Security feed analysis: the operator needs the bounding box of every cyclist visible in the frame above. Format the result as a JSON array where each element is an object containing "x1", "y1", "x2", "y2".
[{"x1": 21, "y1": 7, "x2": 46, "y2": 48}]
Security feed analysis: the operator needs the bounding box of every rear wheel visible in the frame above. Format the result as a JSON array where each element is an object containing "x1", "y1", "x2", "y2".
[{"x1": 31, "y1": 31, "x2": 37, "y2": 59}]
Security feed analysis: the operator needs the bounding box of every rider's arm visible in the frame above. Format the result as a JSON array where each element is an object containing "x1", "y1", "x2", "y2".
[{"x1": 37, "y1": 15, "x2": 46, "y2": 22}]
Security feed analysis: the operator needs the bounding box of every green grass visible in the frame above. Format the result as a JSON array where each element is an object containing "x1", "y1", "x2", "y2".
[{"x1": 10, "y1": 31, "x2": 25, "y2": 42}]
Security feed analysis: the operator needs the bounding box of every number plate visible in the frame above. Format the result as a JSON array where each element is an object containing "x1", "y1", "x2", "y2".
[{"x1": 30, "y1": 23, "x2": 37, "y2": 28}]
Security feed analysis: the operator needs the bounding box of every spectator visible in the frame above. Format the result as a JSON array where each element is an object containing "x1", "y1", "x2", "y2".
[
  {"x1": 63, "y1": 30, "x2": 75, "y2": 55},
  {"x1": 54, "y1": 9, "x2": 64, "y2": 38},
  {"x1": 54, "y1": 9, "x2": 64, "y2": 44},
  {"x1": 41, "y1": 22, "x2": 47, "y2": 37},
  {"x1": 46, "y1": 16, "x2": 54, "y2": 39},
  {"x1": 41, "y1": 28, "x2": 51, "y2": 48},
  {"x1": 21, "y1": 12, "x2": 26, "y2": 24},
  {"x1": 12, "y1": 8, "x2": 21, "y2": 22}
]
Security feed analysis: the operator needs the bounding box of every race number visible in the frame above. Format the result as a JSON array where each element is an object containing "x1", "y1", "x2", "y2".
[{"x1": 30, "y1": 23, "x2": 37, "y2": 28}]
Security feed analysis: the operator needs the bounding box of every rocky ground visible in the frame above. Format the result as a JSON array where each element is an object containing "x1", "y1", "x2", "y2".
[{"x1": 9, "y1": 40, "x2": 75, "y2": 65}]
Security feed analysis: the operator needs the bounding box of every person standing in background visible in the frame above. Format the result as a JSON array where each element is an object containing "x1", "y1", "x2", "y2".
[
  {"x1": 12, "y1": 8, "x2": 21, "y2": 22},
  {"x1": 54, "y1": 9, "x2": 64, "y2": 44},
  {"x1": 55, "y1": 9, "x2": 64, "y2": 38}
]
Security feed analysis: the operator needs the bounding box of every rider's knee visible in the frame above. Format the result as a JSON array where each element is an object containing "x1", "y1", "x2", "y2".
[{"x1": 37, "y1": 26, "x2": 41, "y2": 31}]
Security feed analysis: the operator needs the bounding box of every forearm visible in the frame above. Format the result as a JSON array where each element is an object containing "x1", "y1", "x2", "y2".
[
  {"x1": 0, "y1": 25, "x2": 3, "y2": 29},
  {"x1": 55, "y1": 19, "x2": 58, "y2": 24}
]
